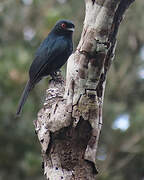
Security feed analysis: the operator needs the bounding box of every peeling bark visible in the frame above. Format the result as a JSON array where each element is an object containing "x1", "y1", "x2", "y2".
[{"x1": 34, "y1": 0, "x2": 135, "y2": 179}]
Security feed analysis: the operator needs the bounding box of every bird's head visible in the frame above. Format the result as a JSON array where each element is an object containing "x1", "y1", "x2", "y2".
[{"x1": 53, "y1": 20, "x2": 75, "y2": 36}]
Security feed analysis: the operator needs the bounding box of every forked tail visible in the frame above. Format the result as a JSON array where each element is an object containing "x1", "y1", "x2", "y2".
[{"x1": 16, "y1": 80, "x2": 32, "y2": 116}]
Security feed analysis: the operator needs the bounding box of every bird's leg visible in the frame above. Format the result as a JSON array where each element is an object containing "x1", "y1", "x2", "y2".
[
  {"x1": 50, "y1": 71, "x2": 59, "y2": 80},
  {"x1": 50, "y1": 71, "x2": 64, "y2": 83}
]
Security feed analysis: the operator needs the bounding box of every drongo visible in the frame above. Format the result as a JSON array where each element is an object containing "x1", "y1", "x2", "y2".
[{"x1": 16, "y1": 19, "x2": 75, "y2": 115}]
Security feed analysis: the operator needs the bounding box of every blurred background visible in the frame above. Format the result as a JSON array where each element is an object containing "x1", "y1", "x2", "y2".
[{"x1": 0, "y1": 0, "x2": 144, "y2": 180}]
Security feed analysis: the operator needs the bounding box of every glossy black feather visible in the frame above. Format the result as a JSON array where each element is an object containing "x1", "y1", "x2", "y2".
[{"x1": 16, "y1": 20, "x2": 74, "y2": 115}]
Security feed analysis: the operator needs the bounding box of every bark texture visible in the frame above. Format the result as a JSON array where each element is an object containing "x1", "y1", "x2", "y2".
[{"x1": 34, "y1": 0, "x2": 135, "y2": 179}]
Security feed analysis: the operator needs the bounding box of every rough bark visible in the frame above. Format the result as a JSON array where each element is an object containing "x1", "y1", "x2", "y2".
[{"x1": 34, "y1": 0, "x2": 135, "y2": 179}]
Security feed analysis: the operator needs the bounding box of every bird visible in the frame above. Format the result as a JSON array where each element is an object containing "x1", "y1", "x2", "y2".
[{"x1": 16, "y1": 19, "x2": 75, "y2": 115}]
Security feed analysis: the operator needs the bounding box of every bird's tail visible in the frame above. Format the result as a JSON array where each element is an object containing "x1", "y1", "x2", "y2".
[{"x1": 16, "y1": 80, "x2": 33, "y2": 116}]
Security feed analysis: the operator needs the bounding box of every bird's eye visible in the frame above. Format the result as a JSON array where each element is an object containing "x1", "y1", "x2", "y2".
[{"x1": 61, "y1": 23, "x2": 66, "y2": 29}]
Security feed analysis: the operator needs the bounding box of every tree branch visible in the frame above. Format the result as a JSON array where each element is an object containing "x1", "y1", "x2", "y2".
[{"x1": 34, "y1": 0, "x2": 135, "y2": 179}]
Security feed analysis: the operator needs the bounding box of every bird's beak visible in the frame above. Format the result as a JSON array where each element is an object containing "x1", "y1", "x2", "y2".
[{"x1": 67, "y1": 27, "x2": 75, "y2": 32}]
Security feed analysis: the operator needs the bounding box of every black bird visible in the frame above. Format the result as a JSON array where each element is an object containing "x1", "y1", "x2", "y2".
[{"x1": 16, "y1": 19, "x2": 75, "y2": 115}]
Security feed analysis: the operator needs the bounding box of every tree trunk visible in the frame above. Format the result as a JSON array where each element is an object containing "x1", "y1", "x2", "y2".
[{"x1": 34, "y1": 0, "x2": 135, "y2": 179}]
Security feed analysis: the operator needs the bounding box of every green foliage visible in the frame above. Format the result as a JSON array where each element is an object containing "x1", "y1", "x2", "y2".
[{"x1": 0, "y1": 0, "x2": 144, "y2": 179}]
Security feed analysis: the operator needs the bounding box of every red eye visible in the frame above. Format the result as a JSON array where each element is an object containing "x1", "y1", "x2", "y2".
[{"x1": 61, "y1": 23, "x2": 66, "y2": 28}]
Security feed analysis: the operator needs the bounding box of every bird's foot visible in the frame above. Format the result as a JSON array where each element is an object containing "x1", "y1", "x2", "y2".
[
  {"x1": 54, "y1": 78, "x2": 64, "y2": 83},
  {"x1": 49, "y1": 77, "x2": 64, "y2": 84},
  {"x1": 50, "y1": 71, "x2": 64, "y2": 84}
]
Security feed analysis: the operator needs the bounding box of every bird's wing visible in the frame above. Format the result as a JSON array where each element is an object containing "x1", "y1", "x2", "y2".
[{"x1": 29, "y1": 36, "x2": 68, "y2": 85}]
